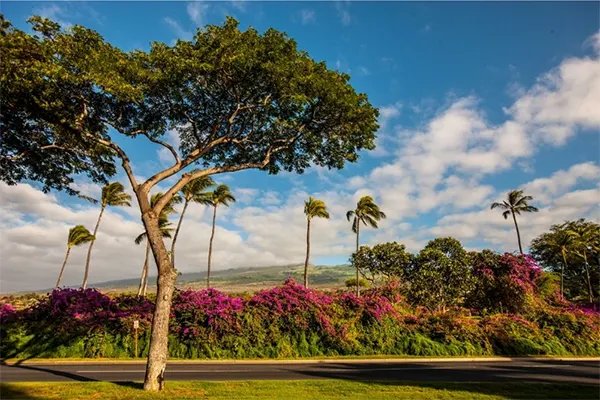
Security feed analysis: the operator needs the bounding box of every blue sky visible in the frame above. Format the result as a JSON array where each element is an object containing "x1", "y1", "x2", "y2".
[{"x1": 1, "y1": 1, "x2": 599, "y2": 291}]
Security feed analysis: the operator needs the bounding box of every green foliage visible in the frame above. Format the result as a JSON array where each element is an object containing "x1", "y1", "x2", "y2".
[
  {"x1": 101, "y1": 182, "x2": 132, "y2": 208},
  {"x1": 304, "y1": 197, "x2": 329, "y2": 220},
  {"x1": 1, "y1": 15, "x2": 379, "y2": 196},
  {"x1": 346, "y1": 196, "x2": 386, "y2": 234},
  {"x1": 351, "y1": 242, "x2": 412, "y2": 284},
  {"x1": 345, "y1": 278, "x2": 369, "y2": 289},
  {"x1": 408, "y1": 238, "x2": 473, "y2": 311},
  {"x1": 531, "y1": 219, "x2": 600, "y2": 302},
  {"x1": 67, "y1": 225, "x2": 95, "y2": 247}
]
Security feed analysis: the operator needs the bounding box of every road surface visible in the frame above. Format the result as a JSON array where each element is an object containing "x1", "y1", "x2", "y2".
[{"x1": 1, "y1": 360, "x2": 598, "y2": 384}]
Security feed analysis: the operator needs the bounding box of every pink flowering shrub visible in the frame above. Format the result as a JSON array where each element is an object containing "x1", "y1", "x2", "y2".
[
  {"x1": 1, "y1": 277, "x2": 599, "y2": 359},
  {"x1": 171, "y1": 288, "x2": 243, "y2": 339},
  {"x1": 468, "y1": 252, "x2": 543, "y2": 314}
]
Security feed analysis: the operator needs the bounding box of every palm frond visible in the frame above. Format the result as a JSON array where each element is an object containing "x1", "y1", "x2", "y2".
[
  {"x1": 68, "y1": 225, "x2": 95, "y2": 247},
  {"x1": 304, "y1": 196, "x2": 329, "y2": 219},
  {"x1": 502, "y1": 210, "x2": 511, "y2": 219},
  {"x1": 346, "y1": 210, "x2": 355, "y2": 221},
  {"x1": 182, "y1": 174, "x2": 215, "y2": 200},
  {"x1": 212, "y1": 184, "x2": 236, "y2": 207},
  {"x1": 102, "y1": 182, "x2": 132, "y2": 207},
  {"x1": 134, "y1": 232, "x2": 146, "y2": 245},
  {"x1": 490, "y1": 202, "x2": 507, "y2": 210},
  {"x1": 351, "y1": 217, "x2": 358, "y2": 234}
]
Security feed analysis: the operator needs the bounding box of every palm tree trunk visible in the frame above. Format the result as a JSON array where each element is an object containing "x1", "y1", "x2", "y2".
[
  {"x1": 560, "y1": 248, "x2": 568, "y2": 300},
  {"x1": 207, "y1": 205, "x2": 217, "y2": 289},
  {"x1": 511, "y1": 211, "x2": 523, "y2": 255},
  {"x1": 304, "y1": 218, "x2": 311, "y2": 288},
  {"x1": 82, "y1": 205, "x2": 105, "y2": 289},
  {"x1": 56, "y1": 247, "x2": 71, "y2": 288},
  {"x1": 170, "y1": 199, "x2": 189, "y2": 268},
  {"x1": 583, "y1": 251, "x2": 593, "y2": 304},
  {"x1": 138, "y1": 241, "x2": 150, "y2": 297},
  {"x1": 355, "y1": 222, "x2": 360, "y2": 297}
]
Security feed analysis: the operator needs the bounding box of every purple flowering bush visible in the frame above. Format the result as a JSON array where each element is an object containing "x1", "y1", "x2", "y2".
[{"x1": 1, "y1": 271, "x2": 599, "y2": 359}]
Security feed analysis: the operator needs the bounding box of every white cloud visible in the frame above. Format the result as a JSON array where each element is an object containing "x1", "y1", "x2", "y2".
[
  {"x1": 357, "y1": 66, "x2": 371, "y2": 76},
  {"x1": 187, "y1": 1, "x2": 209, "y2": 26},
  {"x1": 164, "y1": 17, "x2": 192, "y2": 41},
  {"x1": 298, "y1": 9, "x2": 316, "y2": 25},
  {"x1": 33, "y1": 4, "x2": 72, "y2": 29},
  {"x1": 335, "y1": 1, "x2": 351, "y2": 26}
]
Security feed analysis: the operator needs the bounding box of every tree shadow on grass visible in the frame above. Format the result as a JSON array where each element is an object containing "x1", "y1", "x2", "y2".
[
  {"x1": 292, "y1": 360, "x2": 600, "y2": 399},
  {"x1": 0, "y1": 383, "x2": 52, "y2": 400}
]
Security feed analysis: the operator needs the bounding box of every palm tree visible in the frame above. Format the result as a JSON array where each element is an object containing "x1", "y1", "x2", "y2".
[
  {"x1": 566, "y1": 220, "x2": 599, "y2": 303},
  {"x1": 206, "y1": 184, "x2": 236, "y2": 289},
  {"x1": 303, "y1": 197, "x2": 330, "y2": 288},
  {"x1": 346, "y1": 196, "x2": 386, "y2": 295},
  {"x1": 491, "y1": 189, "x2": 538, "y2": 255},
  {"x1": 135, "y1": 192, "x2": 180, "y2": 297},
  {"x1": 82, "y1": 182, "x2": 131, "y2": 289},
  {"x1": 170, "y1": 174, "x2": 215, "y2": 268},
  {"x1": 135, "y1": 215, "x2": 174, "y2": 297},
  {"x1": 56, "y1": 225, "x2": 95, "y2": 288}
]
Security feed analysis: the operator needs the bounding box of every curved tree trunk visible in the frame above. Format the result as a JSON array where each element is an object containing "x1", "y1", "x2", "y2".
[
  {"x1": 560, "y1": 248, "x2": 568, "y2": 300},
  {"x1": 207, "y1": 206, "x2": 217, "y2": 289},
  {"x1": 355, "y1": 222, "x2": 360, "y2": 297},
  {"x1": 141, "y1": 210, "x2": 178, "y2": 391},
  {"x1": 170, "y1": 199, "x2": 189, "y2": 268},
  {"x1": 511, "y1": 211, "x2": 523, "y2": 255},
  {"x1": 138, "y1": 241, "x2": 150, "y2": 297},
  {"x1": 56, "y1": 247, "x2": 71, "y2": 288},
  {"x1": 82, "y1": 205, "x2": 105, "y2": 289},
  {"x1": 304, "y1": 218, "x2": 311, "y2": 288}
]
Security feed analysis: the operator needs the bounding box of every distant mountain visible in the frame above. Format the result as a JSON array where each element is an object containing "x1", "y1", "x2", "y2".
[{"x1": 21, "y1": 264, "x2": 354, "y2": 294}]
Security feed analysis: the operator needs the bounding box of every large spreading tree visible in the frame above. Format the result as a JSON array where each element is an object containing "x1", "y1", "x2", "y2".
[{"x1": 0, "y1": 16, "x2": 379, "y2": 390}]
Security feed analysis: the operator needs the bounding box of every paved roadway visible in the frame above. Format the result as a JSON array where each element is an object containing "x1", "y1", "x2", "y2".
[{"x1": 1, "y1": 360, "x2": 599, "y2": 384}]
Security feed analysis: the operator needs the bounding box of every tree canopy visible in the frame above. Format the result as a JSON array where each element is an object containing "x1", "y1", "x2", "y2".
[
  {"x1": 351, "y1": 242, "x2": 412, "y2": 284},
  {"x1": 0, "y1": 15, "x2": 379, "y2": 207}
]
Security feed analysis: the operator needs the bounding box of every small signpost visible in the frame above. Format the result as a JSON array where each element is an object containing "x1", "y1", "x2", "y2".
[{"x1": 133, "y1": 320, "x2": 139, "y2": 358}]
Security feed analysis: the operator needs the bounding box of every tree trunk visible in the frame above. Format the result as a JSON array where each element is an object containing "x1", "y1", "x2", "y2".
[
  {"x1": 583, "y1": 251, "x2": 593, "y2": 304},
  {"x1": 56, "y1": 247, "x2": 71, "y2": 288},
  {"x1": 141, "y1": 211, "x2": 178, "y2": 391},
  {"x1": 511, "y1": 211, "x2": 523, "y2": 255},
  {"x1": 82, "y1": 206, "x2": 105, "y2": 289},
  {"x1": 170, "y1": 199, "x2": 189, "y2": 268},
  {"x1": 560, "y1": 247, "x2": 568, "y2": 300},
  {"x1": 207, "y1": 205, "x2": 217, "y2": 289},
  {"x1": 355, "y1": 222, "x2": 360, "y2": 297},
  {"x1": 138, "y1": 241, "x2": 150, "y2": 297},
  {"x1": 304, "y1": 218, "x2": 311, "y2": 288}
]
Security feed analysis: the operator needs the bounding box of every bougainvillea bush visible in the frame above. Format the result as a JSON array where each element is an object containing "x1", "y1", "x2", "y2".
[{"x1": 1, "y1": 276, "x2": 599, "y2": 360}]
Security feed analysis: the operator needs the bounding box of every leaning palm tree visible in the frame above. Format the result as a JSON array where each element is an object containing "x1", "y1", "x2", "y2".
[
  {"x1": 82, "y1": 182, "x2": 131, "y2": 289},
  {"x1": 303, "y1": 197, "x2": 330, "y2": 288},
  {"x1": 491, "y1": 189, "x2": 538, "y2": 255},
  {"x1": 346, "y1": 196, "x2": 386, "y2": 295},
  {"x1": 56, "y1": 225, "x2": 95, "y2": 288},
  {"x1": 135, "y1": 215, "x2": 174, "y2": 297},
  {"x1": 566, "y1": 220, "x2": 599, "y2": 303},
  {"x1": 206, "y1": 184, "x2": 236, "y2": 289},
  {"x1": 170, "y1": 174, "x2": 215, "y2": 268}
]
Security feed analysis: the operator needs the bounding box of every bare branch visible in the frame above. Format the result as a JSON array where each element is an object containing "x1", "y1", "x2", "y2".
[
  {"x1": 6, "y1": 144, "x2": 70, "y2": 161},
  {"x1": 140, "y1": 132, "x2": 181, "y2": 164}
]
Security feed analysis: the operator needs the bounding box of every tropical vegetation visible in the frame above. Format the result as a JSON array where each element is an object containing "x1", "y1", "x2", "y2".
[
  {"x1": 55, "y1": 225, "x2": 95, "y2": 288},
  {"x1": 1, "y1": 13, "x2": 598, "y2": 393}
]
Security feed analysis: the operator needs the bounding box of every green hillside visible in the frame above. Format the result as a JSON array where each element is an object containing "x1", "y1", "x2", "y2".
[{"x1": 87, "y1": 264, "x2": 354, "y2": 293}]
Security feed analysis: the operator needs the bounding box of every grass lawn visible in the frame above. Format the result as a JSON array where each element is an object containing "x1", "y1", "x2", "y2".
[{"x1": 1, "y1": 381, "x2": 598, "y2": 400}]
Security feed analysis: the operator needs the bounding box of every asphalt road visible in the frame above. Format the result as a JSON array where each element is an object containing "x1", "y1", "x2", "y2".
[{"x1": 1, "y1": 360, "x2": 599, "y2": 384}]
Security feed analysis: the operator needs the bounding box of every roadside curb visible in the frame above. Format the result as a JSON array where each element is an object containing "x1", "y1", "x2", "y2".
[{"x1": 3, "y1": 357, "x2": 600, "y2": 366}]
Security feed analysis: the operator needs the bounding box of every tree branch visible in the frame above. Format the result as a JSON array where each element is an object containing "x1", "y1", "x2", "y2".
[{"x1": 140, "y1": 132, "x2": 181, "y2": 164}]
